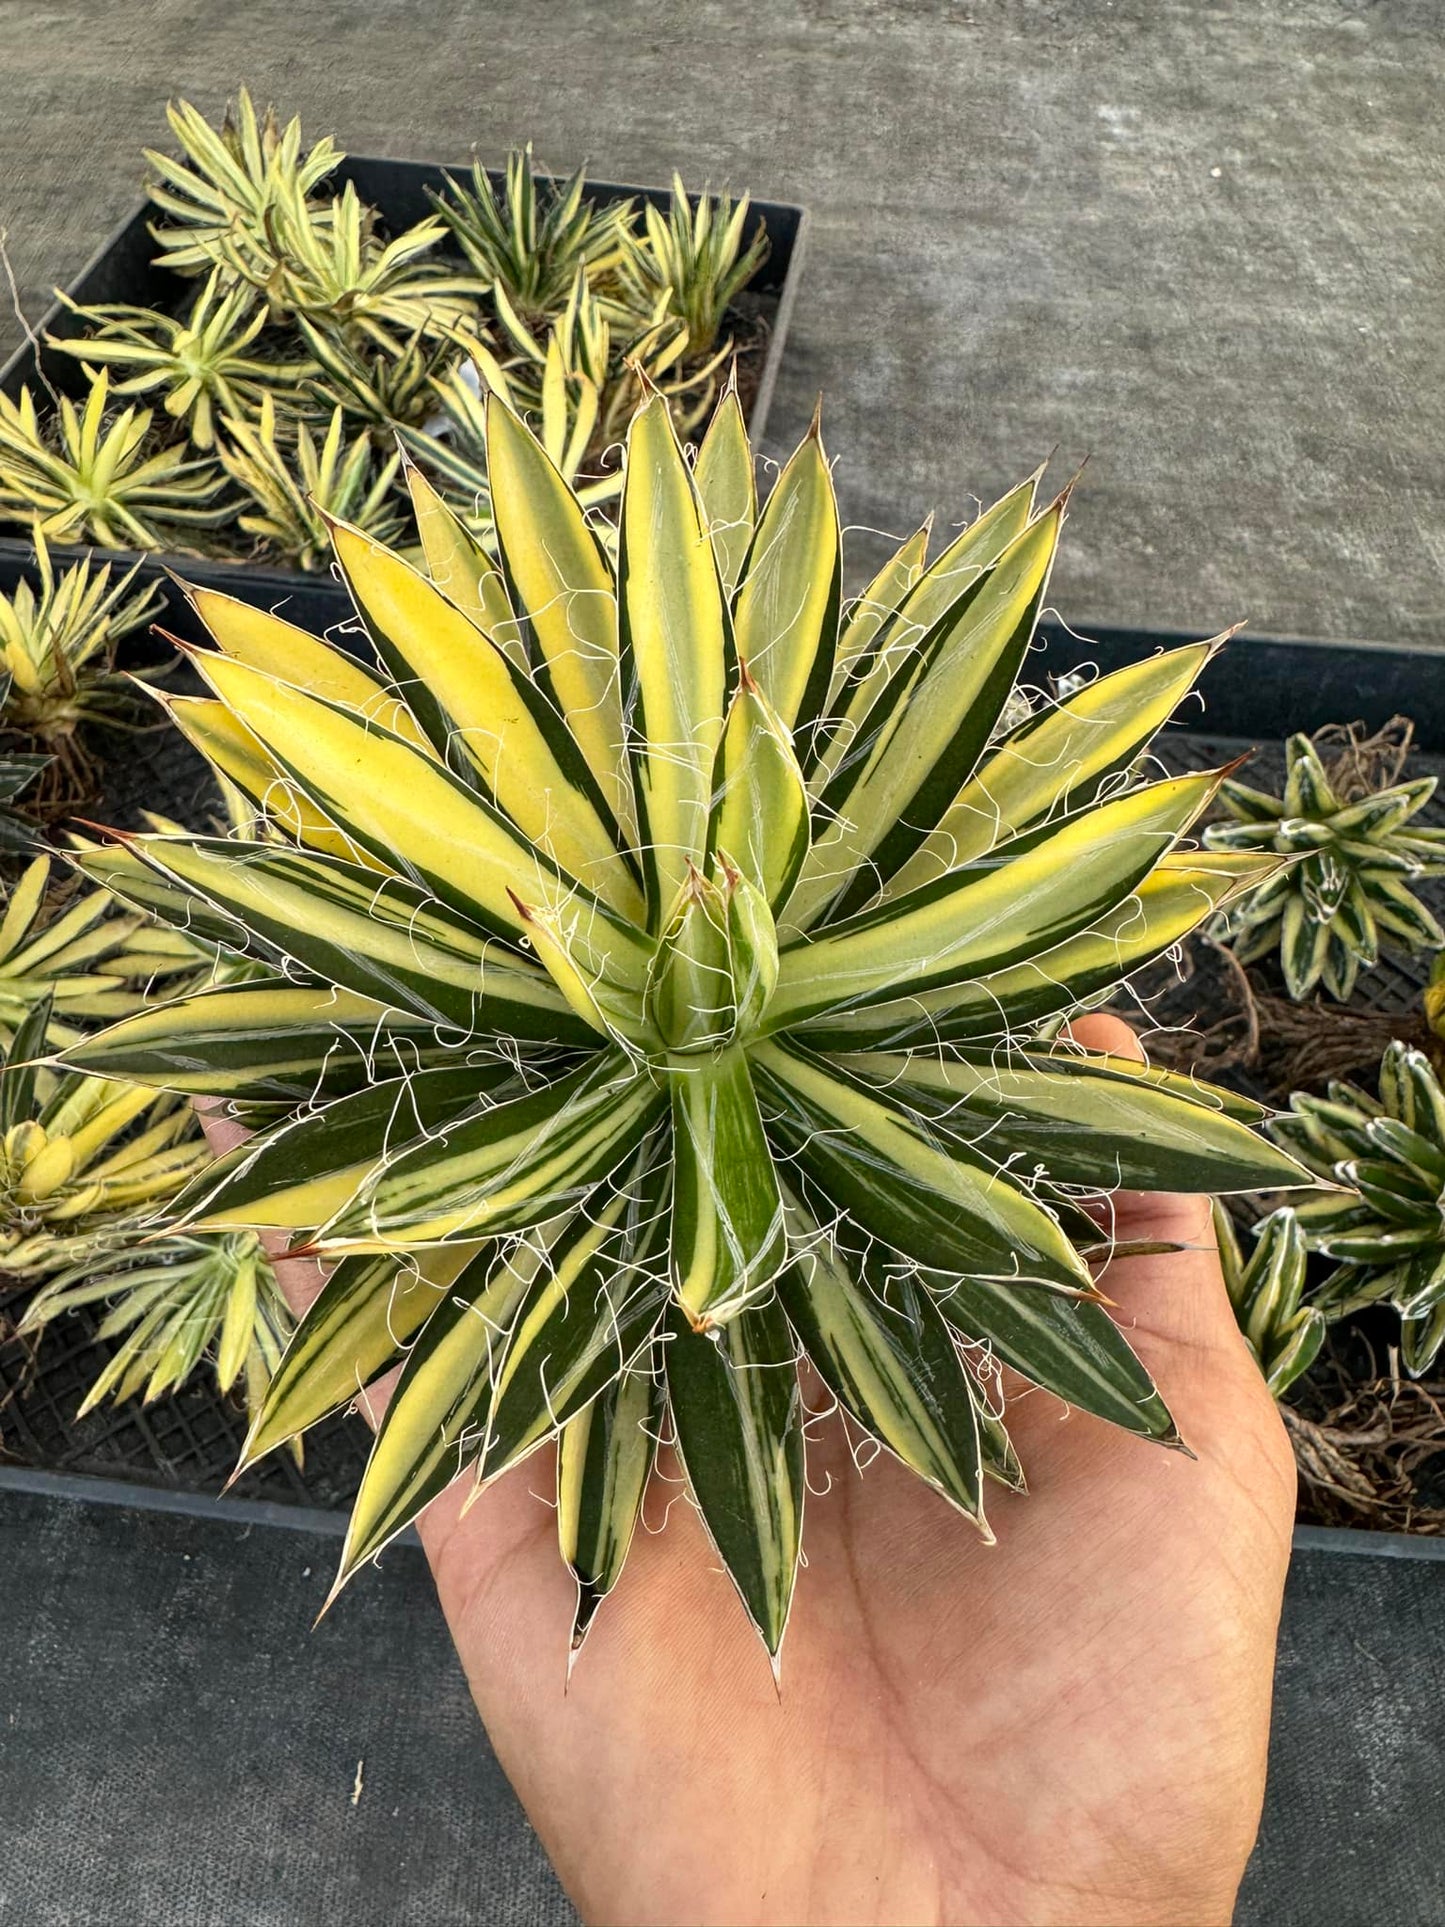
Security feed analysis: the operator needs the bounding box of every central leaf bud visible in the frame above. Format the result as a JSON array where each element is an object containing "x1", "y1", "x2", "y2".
[{"x1": 646, "y1": 856, "x2": 779, "y2": 1053}]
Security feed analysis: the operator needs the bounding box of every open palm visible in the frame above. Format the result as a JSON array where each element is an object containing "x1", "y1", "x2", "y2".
[{"x1": 234, "y1": 1012, "x2": 1295, "y2": 1927}]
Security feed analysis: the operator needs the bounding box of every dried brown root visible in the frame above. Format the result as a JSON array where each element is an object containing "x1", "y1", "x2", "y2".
[
  {"x1": 1314, "y1": 713, "x2": 1415, "y2": 803},
  {"x1": 1286, "y1": 1345, "x2": 1445, "y2": 1535}
]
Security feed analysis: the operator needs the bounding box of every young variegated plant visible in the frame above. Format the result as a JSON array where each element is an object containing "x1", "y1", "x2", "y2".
[
  {"x1": 19, "y1": 1226, "x2": 292, "y2": 1445},
  {"x1": 0, "y1": 853, "x2": 206, "y2": 1049},
  {"x1": 1213, "y1": 1200, "x2": 1324, "y2": 1398},
  {"x1": 49, "y1": 270, "x2": 316, "y2": 450},
  {"x1": 0, "y1": 534, "x2": 165, "y2": 796},
  {"x1": 1269, "y1": 1043, "x2": 1445, "y2": 1376},
  {"x1": 0, "y1": 373, "x2": 229, "y2": 551},
  {"x1": 1205, "y1": 728, "x2": 1445, "y2": 1001},
  {"x1": 216, "y1": 394, "x2": 404, "y2": 569},
  {"x1": 64, "y1": 392, "x2": 1310, "y2": 1660}
]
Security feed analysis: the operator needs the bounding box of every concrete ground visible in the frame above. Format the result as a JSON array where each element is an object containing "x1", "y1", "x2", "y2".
[{"x1": 0, "y1": 1, "x2": 1441, "y2": 646}]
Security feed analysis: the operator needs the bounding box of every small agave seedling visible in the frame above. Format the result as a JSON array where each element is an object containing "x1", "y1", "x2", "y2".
[
  {"x1": 1213, "y1": 1199, "x2": 1323, "y2": 1397},
  {"x1": 20, "y1": 1227, "x2": 292, "y2": 1443},
  {"x1": 295, "y1": 312, "x2": 458, "y2": 436},
  {"x1": 615, "y1": 174, "x2": 769, "y2": 360},
  {"x1": 0, "y1": 997, "x2": 208, "y2": 1279},
  {"x1": 145, "y1": 90, "x2": 343, "y2": 278},
  {"x1": 1205, "y1": 727, "x2": 1445, "y2": 1001},
  {"x1": 0, "y1": 373, "x2": 229, "y2": 551},
  {"x1": 66, "y1": 393, "x2": 1308, "y2": 1659},
  {"x1": 432, "y1": 144, "x2": 637, "y2": 329},
  {"x1": 0, "y1": 534, "x2": 164, "y2": 773},
  {"x1": 218, "y1": 177, "x2": 482, "y2": 351},
  {"x1": 0, "y1": 854, "x2": 205, "y2": 1049},
  {"x1": 217, "y1": 394, "x2": 404, "y2": 569},
  {"x1": 1270, "y1": 1042, "x2": 1445, "y2": 1376},
  {"x1": 50, "y1": 271, "x2": 316, "y2": 450}
]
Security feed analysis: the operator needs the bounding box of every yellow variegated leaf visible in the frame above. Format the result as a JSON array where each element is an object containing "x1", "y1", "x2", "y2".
[
  {"x1": 881, "y1": 640, "x2": 1220, "y2": 898},
  {"x1": 405, "y1": 459, "x2": 517, "y2": 649},
  {"x1": 485, "y1": 394, "x2": 633, "y2": 837},
  {"x1": 732, "y1": 415, "x2": 839, "y2": 734},
  {"x1": 693, "y1": 385, "x2": 756, "y2": 595},
  {"x1": 328, "y1": 517, "x2": 642, "y2": 919},
  {"x1": 772, "y1": 770, "x2": 1225, "y2": 1027},
  {"x1": 619, "y1": 394, "x2": 728, "y2": 924},
  {"x1": 187, "y1": 584, "x2": 432, "y2": 751}
]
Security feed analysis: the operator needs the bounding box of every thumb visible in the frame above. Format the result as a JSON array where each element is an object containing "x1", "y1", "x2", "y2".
[{"x1": 1065, "y1": 1011, "x2": 1257, "y2": 1368}]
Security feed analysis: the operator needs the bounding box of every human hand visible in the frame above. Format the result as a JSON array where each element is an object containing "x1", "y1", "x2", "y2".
[{"x1": 214, "y1": 1010, "x2": 1296, "y2": 1927}]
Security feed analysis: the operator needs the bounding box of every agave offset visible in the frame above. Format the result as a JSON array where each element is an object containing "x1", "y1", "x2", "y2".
[
  {"x1": 1213, "y1": 1200, "x2": 1323, "y2": 1398},
  {"x1": 20, "y1": 1227, "x2": 292, "y2": 1438},
  {"x1": 431, "y1": 145, "x2": 636, "y2": 328},
  {"x1": 67, "y1": 394, "x2": 1307, "y2": 1657},
  {"x1": 1270, "y1": 1042, "x2": 1445, "y2": 1375},
  {"x1": 615, "y1": 175, "x2": 769, "y2": 359},
  {"x1": 217, "y1": 395, "x2": 404, "y2": 568},
  {"x1": 0, "y1": 374, "x2": 229, "y2": 550},
  {"x1": 1205, "y1": 726, "x2": 1445, "y2": 1001},
  {"x1": 0, "y1": 854, "x2": 205, "y2": 1048},
  {"x1": 146, "y1": 90, "x2": 343, "y2": 278},
  {"x1": 0, "y1": 997, "x2": 208, "y2": 1279},
  {"x1": 219, "y1": 177, "x2": 482, "y2": 350},
  {"x1": 50, "y1": 271, "x2": 315, "y2": 449},
  {"x1": 0, "y1": 533, "x2": 164, "y2": 766}
]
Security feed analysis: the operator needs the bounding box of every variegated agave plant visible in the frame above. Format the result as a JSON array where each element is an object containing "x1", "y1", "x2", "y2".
[{"x1": 66, "y1": 393, "x2": 1307, "y2": 1658}]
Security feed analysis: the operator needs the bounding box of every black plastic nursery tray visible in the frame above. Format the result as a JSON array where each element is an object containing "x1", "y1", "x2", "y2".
[
  {"x1": 0, "y1": 587, "x2": 1442, "y2": 1518},
  {"x1": 0, "y1": 154, "x2": 809, "y2": 626}
]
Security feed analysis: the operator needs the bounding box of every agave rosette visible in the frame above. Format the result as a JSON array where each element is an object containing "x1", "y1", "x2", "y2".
[{"x1": 66, "y1": 393, "x2": 1307, "y2": 1656}]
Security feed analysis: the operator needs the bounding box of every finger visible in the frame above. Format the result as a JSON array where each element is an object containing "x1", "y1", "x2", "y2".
[{"x1": 1064, "y1": 1013, "x2": 1250, "y2": 1361}]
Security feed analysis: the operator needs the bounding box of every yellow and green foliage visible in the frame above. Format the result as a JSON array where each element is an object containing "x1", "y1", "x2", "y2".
[{"x1": 66, "y1": 395, "x2": 1309, "y2": 1655}]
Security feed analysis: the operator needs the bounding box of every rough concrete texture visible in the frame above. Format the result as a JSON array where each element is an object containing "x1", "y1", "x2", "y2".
[
  {"x1": 0, "y1": 1, "x2": 1442, "y2": 645},
  {"x1": 3, "y1": 1481, "x2": 1444, "y2": 1925}
]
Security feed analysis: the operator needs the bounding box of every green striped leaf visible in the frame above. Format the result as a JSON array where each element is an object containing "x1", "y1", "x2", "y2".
[
  {"x1": 619, "y1": 394, "x2": 728, "y2": 924},
  {"x1": 319, "y1": 1050, "x2": 666, "y2": 1249},
  {"x1": 76, "y1": 835, "x2": 589, "y2": 1041},
  {"x1": 665, "y1": 1293, "x2": 804, "y2": 1657},
  {"x1": 795, "y1": 507, "x2": 1061, "y2": 926},
  {"x1": 670, "y1": 1044, "x2": 786, "y2": 1327},
  {"x1": 240, "y1": 1244, "x2": 480, "y2": 1467},
  {"x1": 485, "y1": 394, "x2": 634, "y2": 839},
  {"x1": 478, "y1": 1162, "x2": 670, "y2": 1482},
  {"x1": 333, "y1": 1230, "x2": 556, "y2": 1584},
  {"x1": 557, "y1": 1356, "x2": 664, "y2": 1651},
  {"x1": 797, "y1": 851, "x2": 1283, "y2": 1050},
  {"x1": 755, "y1": 1038, "x2": 1092, "y2": 1293},
  {"x1": 827, "y1": 520, "x2": 931, "y2": 709},
  {"x1": 771, "y1": 770, "x2": 1224, "y2": 1029},
  {"x1": 56, "y1": 980, "x2": 455, "y2": 1101},
  {"x1": 937, "y1": 1269, "x2": 1178, "y2": 1444},
  {"x1": 328, "y1": 517, "x2": 642, "y2": 918},
  {"x1": 177, "y1": 1063, "x2": 519, "y2": 1232},
  {"x1": 810, "y1": 473, "x2": 1039, "y2": 795},
  {"x1": 693, "y1": 385, "x2": 756, "y2": 596},
  {"x1": 732, "y1": 417, "x2": 839, "y2": 737},
  {"x1": 839, "y1": 1047, "x2": 1308, "y2": 1193},
  {"x1": 880, "y1": 641, "x2": 1218, "y2": 899},
  {"x1": 777, "y1": 1192, "x2": 986, "y2": 1525}
]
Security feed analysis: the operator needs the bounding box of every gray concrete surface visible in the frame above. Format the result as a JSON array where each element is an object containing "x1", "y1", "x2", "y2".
[
  {"x1": 1, "y1": 1, "x2": 1442, "y2": 645},
  {"x1": 3, "y1": 1475, "x2": 1444, "y2": 1926}
]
